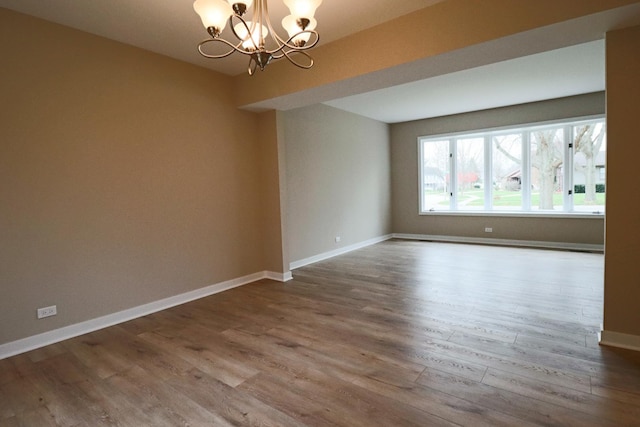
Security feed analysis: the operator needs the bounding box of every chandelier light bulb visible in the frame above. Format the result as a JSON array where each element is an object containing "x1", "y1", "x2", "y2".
[
  {"x1": 283, "y1": 0, "x2": 322, "y2": 19},
  {"x1": 193, "y1": 0, "x2": 233, "y2": 35},
  {"x1": 282, "y1": 15, "x2": 316, "y2": 45},
  {"x1": 234, "y1": 22, "x2": 269, "y2": 50}
]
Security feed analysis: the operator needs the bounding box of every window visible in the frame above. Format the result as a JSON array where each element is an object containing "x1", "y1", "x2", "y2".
[
  {"x1": 492, "y1": 133, "x2": 523, "y2": 210},
  {"x1": 456, "y1": 137, "x2": 484, "y2": 211},
  {"x1": 419, "y1": 139, "x2": 449, "y2": 211},
  {"x1": 419, "y1": 117, "x2": 606, "y2": 215},
  {"x1": 572, "y1": 121, "x2": 607, "y2": 213}
]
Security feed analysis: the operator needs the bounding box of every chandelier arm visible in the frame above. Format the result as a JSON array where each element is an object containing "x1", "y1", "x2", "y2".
[
  {"x1": 263, "y1": 31, "x2": 320, "y2": 57},
  {"x1": 229, "y1": 15, "x2": 246, "y2": 42},
  {"x1": 197, "y1": 38, "x2": 240, "y2": 59},
  {"x1": 230, "y1": 15, "x2": 262, "y2": 53},
  {"x1": 301, "y1": 31, "x2": 320, "y2": 49},
  {"x1": 279, "y1": 49, "x2": 314, "y2": 69},
  {"x1": 248, "y1": 56, "x2": 259, "y2": 76},
  {"x1": 258, "y1": 0, "x2": 269, "y2": 49},
  {"x1": 198, "y1": 36, "x2": 266, "y2": 59},
  {"x1": 261, "y1": 0, "x2": 282, "y2": 49}
]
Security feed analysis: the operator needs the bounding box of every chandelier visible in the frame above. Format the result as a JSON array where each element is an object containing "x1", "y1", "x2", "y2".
[{"x1": 193, "y1": 0, "x2": 322, "y2": 75}]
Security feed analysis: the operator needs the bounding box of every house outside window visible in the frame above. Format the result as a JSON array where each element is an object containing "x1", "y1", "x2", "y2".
[{"x1": 419, "y1": 117, "x2": 606, "y2": 215}]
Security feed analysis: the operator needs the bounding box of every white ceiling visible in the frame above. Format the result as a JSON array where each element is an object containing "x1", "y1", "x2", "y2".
[
  {"x1": 0, "y1": 1, "x2": 636, "y2": 124},
  {"x1": 0, "y1": 0, "x2": 441, "y2": 76},
  {"x1": 324, "y1": 40, "x2": 605, "y2": 123}
]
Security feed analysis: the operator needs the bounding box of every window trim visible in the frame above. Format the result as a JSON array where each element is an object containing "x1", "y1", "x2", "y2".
[{"x1": 417, "y1": 115, "x2": 606, "y2": 218}]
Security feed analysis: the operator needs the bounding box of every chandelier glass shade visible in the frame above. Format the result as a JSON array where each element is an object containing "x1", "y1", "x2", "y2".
[{"x1": 193, "y1": 0, "x2": 322, "y2": 75}]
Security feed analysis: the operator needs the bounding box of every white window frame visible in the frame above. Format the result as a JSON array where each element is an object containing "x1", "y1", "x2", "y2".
[{"x1": 418, "y1": 115, "x2": 605, "y2": 218}]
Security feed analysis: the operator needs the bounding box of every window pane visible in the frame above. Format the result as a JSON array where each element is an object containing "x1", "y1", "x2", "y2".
[
  {"x1": 456, "y1": 137, "x2": 485, "y2": 210},
  {"x1": 492, "y1": 134, "x2": 522, "y2": 210},
  {"x1": 530, "y1": 128, "x2": 564, "y2": 211},
  {"x1": 573, "y1": 121, "x2": 606, "y2": 213},
  {"x1": 421, "y1": 140, "x2": 450, "y2": 211}
]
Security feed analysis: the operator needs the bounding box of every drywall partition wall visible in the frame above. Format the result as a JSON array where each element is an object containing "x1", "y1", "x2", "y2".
[
  {"x1": 257, "y1": 110, "x2": 289, "y2": 277},
  {"x1": 390, "y1": 93, "x2": 605, "y2": 247},
  {"x1": 281, "y1": 104, "x2": 392, "y2": 266},
  {"x1": 601, "y1": 25, "x2": 640, "y2": 349},
  {"x1": 0, "y1": 8, "x2": 267, "y2": 346}
]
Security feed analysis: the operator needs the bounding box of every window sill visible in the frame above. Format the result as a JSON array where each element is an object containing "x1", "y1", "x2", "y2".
[{"x1": 418, "y1": 210, "x2": 605, "y2": 219}]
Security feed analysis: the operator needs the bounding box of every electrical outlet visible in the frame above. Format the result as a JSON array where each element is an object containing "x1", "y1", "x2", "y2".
[
  {"x1": 484, "y1": 227, "x2": 493, "y2": 233},
  {"x1": 37, "y1": 305, "x2": 57, "y2": 319},
  {"x1": 335, "y1": 236, "x2": 341, "y2": 243}
]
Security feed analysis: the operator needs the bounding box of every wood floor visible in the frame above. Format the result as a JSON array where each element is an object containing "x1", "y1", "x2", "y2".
[{"x1": 2, "y1": 240, "x2": 640, "y2": 426}]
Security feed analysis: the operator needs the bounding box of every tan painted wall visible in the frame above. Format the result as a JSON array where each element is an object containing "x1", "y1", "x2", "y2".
[
  {"x1": 281, "y1": 104, "x2": 391, "y2": 264},
  {"x1": 257, "y1": 110, "x2": 288, "y2": 273},
  {"x1": 603, "y1": 25, "x2": 640, "y2": 337},
  {"x1": 390, "y1": 93, "x2": 605, "y2": 244},
  {"x1": 0, "y1": 9, "x2": 271, "y2": 344}
]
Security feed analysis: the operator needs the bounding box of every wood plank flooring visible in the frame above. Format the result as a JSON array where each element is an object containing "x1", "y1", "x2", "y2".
[{"x1": 2, "y1": 240, "x2": 640, "y2": 426}]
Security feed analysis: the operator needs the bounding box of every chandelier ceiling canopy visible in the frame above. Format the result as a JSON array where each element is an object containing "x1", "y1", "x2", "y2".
[{"x1": 193, "y1": 0, "x2": 322, "y2": 75}]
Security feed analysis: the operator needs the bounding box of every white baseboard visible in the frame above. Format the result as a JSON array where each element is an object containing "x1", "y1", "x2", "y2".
[
  {"x1": 599, "y1": 329, "x2": 640, "y2": 352},
  {"x1": 392, "y1": 233, "x2": 604, "y2": 253},
  {"x1": 264, "y1": 270, "x2": 293, "y2": 282},
  {"x1": 289, "y1": 234, "x2": 393, "y2": 270},
  {"x1": 0, "y1": 270, "x2": 289, "y2": 360}
]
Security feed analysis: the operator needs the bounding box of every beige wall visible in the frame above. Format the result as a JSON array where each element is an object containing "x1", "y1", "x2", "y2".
[
  {"x1": 0, "y1": 9, "x2": 276, "y2": 345},
  {"x1": 390, "y1": 93, "x2": 606, "y2": 245},
  {"x1": 257, "y1": 110, "x2": 288, "y2": 274},
  {"x1": 281, "y1": 104, "x2": 391, "y2": 264},
  {"x1": 603, "y1": 25, "x2": 640, "y2": 337}
]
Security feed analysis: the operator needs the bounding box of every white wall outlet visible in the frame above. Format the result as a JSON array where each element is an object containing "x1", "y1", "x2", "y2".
[
  {"x1": 484, "y1": 227, "x2": 493, "y2": 233},
  {"x1": 335, "y1": 236, "x2": 341, "y2": 243},
  {"x1": 37, "y1": 305, "x2": 57, "y2": 319}
]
